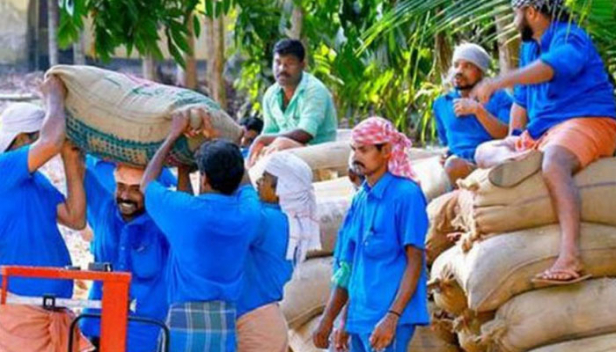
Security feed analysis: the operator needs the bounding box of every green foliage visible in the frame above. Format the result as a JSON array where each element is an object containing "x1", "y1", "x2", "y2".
[{"x1": 58, "y1": 0, "x2": 199, "y2": 66}]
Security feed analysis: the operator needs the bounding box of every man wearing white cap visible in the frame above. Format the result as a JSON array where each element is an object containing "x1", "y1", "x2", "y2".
[
  {"x1": 236, "y1": 152, "x2": 319, "y2": 351},
  {"x1": 0, "y1": 77, "x2": 90, "y2": 351},
  {"x1": 433, "y1": 42, "x2": 513, "y2": 185},
  {"x1": 80, "y1": 162, "x2": 170, "y2": 352}
]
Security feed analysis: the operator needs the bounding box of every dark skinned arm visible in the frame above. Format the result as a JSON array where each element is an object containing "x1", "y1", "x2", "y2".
[
  {"x1": 313, "y1": 286, "x2": 349, "y2": 349},
  {"x1": 369, "y1": 245, "x2": 423, "y2": 350}
]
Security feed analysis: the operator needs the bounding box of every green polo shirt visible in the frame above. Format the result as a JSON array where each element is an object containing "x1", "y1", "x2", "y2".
[{"x1": 262, "y1": 71, "x2": 338, "y2": 145}]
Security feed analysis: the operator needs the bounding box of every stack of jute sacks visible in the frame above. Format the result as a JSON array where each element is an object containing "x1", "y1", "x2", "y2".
[{"x1": 426, "y1": 157, "x2": 616, "y2": 352}]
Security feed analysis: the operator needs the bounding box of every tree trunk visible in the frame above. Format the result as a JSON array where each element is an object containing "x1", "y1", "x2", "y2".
[
  {"x1": 47, "y1": 0, "x2": 59, "y2": 67},
  {"x1": 434, "y1": 32, "x2": 453, "y2": 83},
  {"x1": 204, "y1": 16, "x2": 215, "y2": 96},
  {"x1": 73, "y1": 31, "x2": 86, "y2": 65},
  {"x1": 495, "y1": 13, "x2": 520, "y2": 74},
  {"x1": 142, "y1": 55, "x2": 157, "y2": 81},
  {"x1": 212, "y1": 15, "x2": 226, "y2": 109},
  {"x1": 290, "y1": 4, "x2": 303, "y2": 40},
  {"x1": 177, "y1": 15, "x2": 198, "y2": 89}
]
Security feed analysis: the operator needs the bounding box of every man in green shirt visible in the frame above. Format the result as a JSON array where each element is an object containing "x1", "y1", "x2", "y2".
[{"x1": 247, "y1": 39, "x2": 338, "y2": 166}]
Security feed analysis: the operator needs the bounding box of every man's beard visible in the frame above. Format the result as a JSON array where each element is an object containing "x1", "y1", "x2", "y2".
[
  {"x1": 519, "y1": 16, "x2": 535, "y2": 42},
  {"x1": 453, "y1": 76, "x2": 478, "y2": 91}
]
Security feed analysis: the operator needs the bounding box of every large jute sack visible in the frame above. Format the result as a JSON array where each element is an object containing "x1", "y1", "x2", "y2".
[
  {"x1": 288, "y1": 315, "x2": 324, "y2": 352},
  {"x1": 457, "y1": 157, "x2": 616, "y2": 237},
  {"x1": 313, "y1": 177, "x2": 355, "y2": 200},
  {"x1": 480, "y1": 278, "x2": 616, "y2": 352},
  {"x1": 432, "y1": 223, "x2": 616, "y2": 313},
  {"x1": 47, "y1": 65, "x2": 242, "y2": 167},
  {"x1": 528, "y1": 333, "x2": 616, "y2": 352},
  {"x1": 429, "y1": 244, "x2": 468, "y2": 316},
  {"x1": 453, "y1": 311, "x2": 493, "y2": 352},
  {"x1": 248, "y1": 141, "x2": 352, "y2": 183},
  {"x1": 308, "y1": 196, "x2": 352, "y2": 259},
  {"x1": 426, "y1": 190, "x2": 462, "y2": 265},
  {"x1": 281, "y1": 257, "x2": 333, "y2": 329},
  {"x1": 413, "y1": 156, "x2": 452, "y2": 203}
]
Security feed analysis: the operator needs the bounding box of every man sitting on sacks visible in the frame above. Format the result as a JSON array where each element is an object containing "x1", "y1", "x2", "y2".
[
  {"x1": 0, "y1": 77, "x2": 91, "y2": 352},
  {"x1": 247, "y1": 39, "x2": 338, "y2": 166},
  {"x1": 313, "y1": 117, "x2": 429, "y2": 352},
  {"x1": 433, "y1": 43, "x2": 513, "y2": 186},
  {"x1": 471, "y1": 0, "x2": 616, "y2": 284}
]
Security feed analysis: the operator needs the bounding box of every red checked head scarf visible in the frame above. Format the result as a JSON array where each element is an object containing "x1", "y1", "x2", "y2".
[{"x1": 351, "y1": 116, "x2": 417, "y2": 181}]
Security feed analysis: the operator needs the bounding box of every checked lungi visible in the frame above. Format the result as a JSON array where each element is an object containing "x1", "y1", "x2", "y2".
[{"x1": 162, "y1": 301, "x2": 237, "y2": 352}]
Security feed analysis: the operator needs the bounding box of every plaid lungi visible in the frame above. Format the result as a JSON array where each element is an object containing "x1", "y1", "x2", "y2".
[{"x1": 162, "y1": 301, "x2": 237, "y2": 352}]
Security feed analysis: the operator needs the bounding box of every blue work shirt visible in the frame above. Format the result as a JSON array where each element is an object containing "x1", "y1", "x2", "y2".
[
  {"x1": 514, "y1": 21, "x2": 616, "y2": 139},
  {"x1": 0, "y1": 147, "x2": 73, "y2": 298},
  {"x1": 145, "y1": 183, "x2": 262, "y2": 304},
  {"x1": 80, "y1": 168, "x2": 169, "y2": 352},
  {"x1": 340, "y1": 172, "x2": 429, "y2": 334},
  {"x1": 236, "y1": 203, "x2": 293, "y2": 318},
  {"x1": 433, "y1": 89, "x2": 512, "y2": 161}
]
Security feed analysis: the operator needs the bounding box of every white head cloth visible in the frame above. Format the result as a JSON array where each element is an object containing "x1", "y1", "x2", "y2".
[
  {"x1": 264, "y1": 152, "x2": 321, "y2": 264},
  {"x1": 452, "y1": 43, "x2": 491, "y2": 73}
]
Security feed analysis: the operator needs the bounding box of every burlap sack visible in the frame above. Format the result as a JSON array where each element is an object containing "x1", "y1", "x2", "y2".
[
  {"x1": 453, "y1": 311, "x2": 493, "y2": 352},
  {"x1": 432, "y1": 223, "x2": 616, "y2": 313},
  {"x1": 313, "y1": 177, "x2": 355, "y2": 200},
  {"x1": 248, "y1": 141, "x2": 352, "y2": 183},
  {"x1": 413, "y1": 156, "x2": 452, "y2": 203},
  {"x1": 481, "y1": 279, "x2": 616, "y2": 352},
  {"x1": 429, "y1": 244, "x2": 468, "y2": 316},
  {"x1": 281, "y1": 257, "x2": 333, "y2": 329},
  {"x1": 288, "y1": 314, "x2": 324, "y2": 352},
  {"x1": 426, "y1": 191, "x2": 462, "y2": 265},
  {"x1": 47, "y1": 65, "x2": 242, "y2": 167},
  {"x1": 457, "y1": 157, "x2": 616, "y2": 238},
  {"x1": 528, "y1": 333, "x2": 616, "y2": 352},
  {"x1": 308, "y1": 196, "x2": 352, "y2": 259}
]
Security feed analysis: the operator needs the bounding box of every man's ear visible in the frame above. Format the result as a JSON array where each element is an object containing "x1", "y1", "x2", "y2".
[{"x1": 382, "y1": 143, "x2": 393, "y2": 159}]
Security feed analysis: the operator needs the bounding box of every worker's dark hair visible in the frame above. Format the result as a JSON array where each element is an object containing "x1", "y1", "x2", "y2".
[
  {"x1": 273, "y1": 39, "x2": 306, "y2": 62},
  {"x1": 239, "y1": 117, "x2": 264, "y2": 134},
  {"x1": 196, "y1": 139, "x2": 244, "y2": 195}
]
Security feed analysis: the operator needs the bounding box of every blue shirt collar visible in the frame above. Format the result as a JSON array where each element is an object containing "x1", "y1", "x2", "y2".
[
  {"x1": 445, "y1": 90, "x2": 462, "y2": 100},
  {"x1": 361, "y1": 172, "x2": 394, "y2": 200}
]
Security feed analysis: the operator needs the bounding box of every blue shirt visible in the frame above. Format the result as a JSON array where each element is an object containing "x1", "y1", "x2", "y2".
[
  {"x1": 236, "y1": 203, "x2": 293, "y2": 317},
  {"x1": 145, "y1": 183, "x2": 262, "y2": 304},
  {"x1": 434, "y1": 90, "x2": 512, "y2": 161},
  {"x1": 514, "y1": 21, "x2": 616, "y2": 139},
  {"x1": 340, "y1": 173, "x2": 429, "y2": 334},
  {"x1": 0, "y1": 147, "x2": 73, "y2": 298},
  {"x1": 80, "y1": 168, "x2": 169, "y2": 352}
]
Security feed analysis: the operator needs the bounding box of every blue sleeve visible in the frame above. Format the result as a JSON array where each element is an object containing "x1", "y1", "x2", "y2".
[
  {"x1": 145, "y1": 181, "x2": 196, "y2": 243},
  {"x1": 433, "y1": 99, "x2": 449, "y2": 147},
  {"x1": 333, "y1": 198, "x2": 358, "y2": 265},
  {"x1": 396, "y1": 183, "x2": 428, "y2": 250},
  {"x1": 0, "y1": 146, "x2": 31, "y2": 190},
  {"x1": 159, "y1": 168, "x2": 177, "y2": 188},
  {"x1": 540, "y1": 29, "x2": 590, "y2": 81},
  {"x1": 84, "y1": 167, "x2": 113, "y2": 228},
  {"x1": 513, "y1": 85, "x2": 528, "y2": 109},
  {"x1": 490, "y1": 91, "x2": 513, "y2": 124}
]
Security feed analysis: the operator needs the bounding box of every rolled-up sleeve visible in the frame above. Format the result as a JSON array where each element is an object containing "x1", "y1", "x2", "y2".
[{"x1": 540, "y1": 31, "x2": 590, "y2": 81}]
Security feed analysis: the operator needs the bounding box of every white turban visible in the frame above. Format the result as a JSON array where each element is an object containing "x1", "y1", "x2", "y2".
[
  {"x1": 264, "y1": 152, "x2": 320, "y2": 265},
  {"x1": 452, "y1": 43, "x2": 491, "y2": 73},
  {"x1": 0, "y1": 103, "x2": 45, "y2": 153}
]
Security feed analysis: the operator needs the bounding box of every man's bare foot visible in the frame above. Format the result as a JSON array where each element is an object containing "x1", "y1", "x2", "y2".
[{"x1": 533, "y1": 254, "x2": 591, "y2": 285}]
